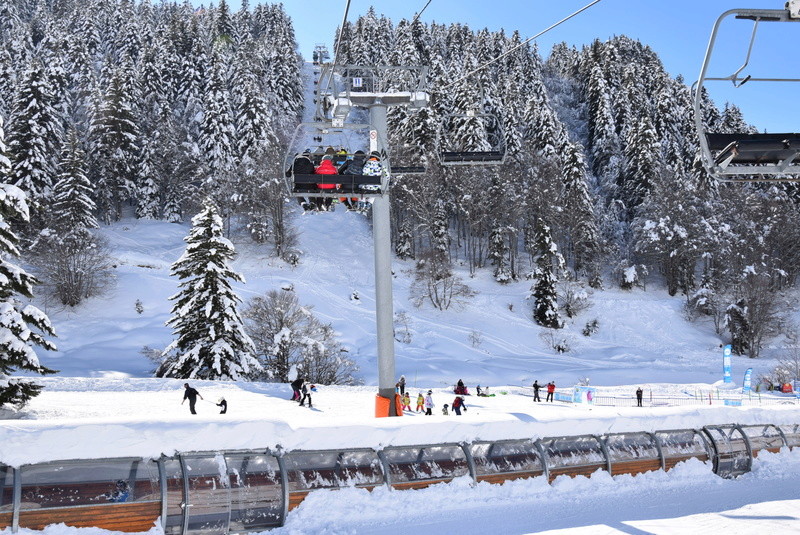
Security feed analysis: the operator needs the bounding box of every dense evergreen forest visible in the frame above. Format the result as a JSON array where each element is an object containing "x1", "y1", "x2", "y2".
[{"x1": 1, "y1": 1, "x2": 799, "y2": 361}]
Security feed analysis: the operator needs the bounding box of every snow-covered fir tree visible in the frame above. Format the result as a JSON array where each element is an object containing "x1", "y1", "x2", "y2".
[
  {"x1": 0, "y1": 117, "x2": 57, "y2": 408},
  {"x1": 7, "y1": 58, "x2": 62, "y2": 210},
  {"x1": 158, "y1": 199, "x2": 261, "y2": 380},
  {"x1": 531, "y1": 218, "x2": 564, "y2": 329},
  {"x1": 50, "y1": 131, "x2": 97, "y2": 233}
]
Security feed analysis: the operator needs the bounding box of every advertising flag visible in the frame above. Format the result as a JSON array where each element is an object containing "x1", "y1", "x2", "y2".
[
  {"x1": 742, "y1": 368, "x2": 753, "y2": 395},
  {"x1": 723, "y1": 344, "x2": 732, "y2": 384}
]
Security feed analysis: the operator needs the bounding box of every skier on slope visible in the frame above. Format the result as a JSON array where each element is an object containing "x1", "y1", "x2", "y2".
[
  {"x1": 424, "y1": 390, "x2": 435, "y2": 416},
  {"x1": 182, "y1": 383, "x2": 203, "y2": 415},
  {"x1": 452, "y1": 395, "x2": 467, "y2": 415},
  {"x1": 416, "y1": 392, "x2": 425, "y2": 413},
  {"x1": 299, "y1": 382, "x2": 313, "y2": 407},
  {"x1": 402, "y1": 392, "x2": 411, "y2": 411},
  {"x1": 546, "y1": 381, "x2": 556, "y2": 402},
  {"x1": 532, "y1": 380, "x2": 541, "y2": 402},
  {"x1": 290, "y1": 377, "x2": 304, "y2": 401}
]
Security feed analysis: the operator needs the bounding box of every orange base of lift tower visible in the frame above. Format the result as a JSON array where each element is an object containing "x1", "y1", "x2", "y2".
[{"x1": 375, "y1": 394, "x2": 404, "y2": 417}]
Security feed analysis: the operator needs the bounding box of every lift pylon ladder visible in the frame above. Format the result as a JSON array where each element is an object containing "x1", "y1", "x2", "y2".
[{"x1": 694, "y1": 1, "x2": 800, "y2": 180}]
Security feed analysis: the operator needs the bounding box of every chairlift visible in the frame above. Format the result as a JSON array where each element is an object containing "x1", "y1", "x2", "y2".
[
  {"x1": 694, "y1": 1, "x2": 800, "y2": 181},
  {"x1": 283, "y1": 122, "x2": 388, "y2": 200},
  {"x1": 388, "y1": 143, "x2": 427, "y2": 175},
  {"x1": 438, "y1": 110, "x2": 506, "y2": 166},
  {"x1": 312, "y1": 44, "x2": 330, "y2": 66}
]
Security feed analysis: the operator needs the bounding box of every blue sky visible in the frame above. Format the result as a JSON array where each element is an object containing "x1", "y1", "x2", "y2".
[{"x1": 245, "y1": 0, "x2": 799, "y2": 131}]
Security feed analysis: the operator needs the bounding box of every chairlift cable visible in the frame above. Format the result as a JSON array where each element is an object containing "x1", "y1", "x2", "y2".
[
  {"x1": 411, "y1": 0, "x2": 433, "y2": 25},
  {"x1": 321, "y1": 0, "x2": 353, "y2": 98},
  {"x1": 448, "y1": 0, "x2": 603, "y2": 87}
]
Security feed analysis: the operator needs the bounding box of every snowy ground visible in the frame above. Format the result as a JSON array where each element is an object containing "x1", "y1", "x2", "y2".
[{"x1": 2, "y1": 377, "x2": 798, "y2": 466}]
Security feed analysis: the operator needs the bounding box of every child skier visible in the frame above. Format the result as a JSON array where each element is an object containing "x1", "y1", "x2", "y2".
[
  {"x1": 452, "y1": 395, "x2": 467, "y2": 415},
  {"x1": 402, "y1": 392, "x2": 411, "y2": 411},
  {"x1": 442, "y1": 404, "x2": 449, "y2": 415},
  {"x1": 416, "y1": 392, "x2": 425, "y2": 413},
  {"x1": 424, "y1": 390, "x2": 435, "y2": 415}
]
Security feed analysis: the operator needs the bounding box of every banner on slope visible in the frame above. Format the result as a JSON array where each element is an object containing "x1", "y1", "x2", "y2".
[
  {"x1": 723, "y1": 344, "x2": 732, "y2": 384},
  {"x1": 742, "y1": 367, "x2": 753, "y2": 395}
]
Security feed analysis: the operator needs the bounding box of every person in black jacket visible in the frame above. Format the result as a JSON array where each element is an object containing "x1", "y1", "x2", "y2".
[
  {"x1": 532, "y1": 380, "x2": 541, "y2": 402},
  {"x1": 339, "y1": 150, "x2": 366, "y2": 175},
  {"x1": 216, "y1": 397, "x2": 228, "y2": 414},
  {"x1": 290, "y1": 378, "x2": 304, "y2": 401},
  {"x1": 182, "y1": 383, "x2": 203, "y2": 415},
  {"x1": 287, "y1": 153, "x2": 317, "y2": 207},
  {"x1": 286, "y1": 153, "x2": 316, "y2": 177}
]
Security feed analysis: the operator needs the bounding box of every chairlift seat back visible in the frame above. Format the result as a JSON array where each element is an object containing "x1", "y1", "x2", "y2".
[{"x1": 706, "y1": 132, "x2": 800, "y2": 165}]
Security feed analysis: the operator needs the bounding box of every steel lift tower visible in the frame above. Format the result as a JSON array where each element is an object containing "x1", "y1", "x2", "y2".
[{"x1": 286, "y1": 65, "x2": 429, "y2": 415}]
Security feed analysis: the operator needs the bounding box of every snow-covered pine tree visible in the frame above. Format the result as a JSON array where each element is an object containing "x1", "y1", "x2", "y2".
[
  {"x1": 89, "y1": 58, "x2": 141, "y2": 223},
  {"x1": 32, "y1": 131, "x2": 111, "y2": 307},
  {"x1": 489, "y1": 221, "x2": 511, "y2": 284},
  {"x1": 200, "y1": 51, "x2": 236, "y2": 206},
  {"x1": 621, "y1": 115, "x2": 661, "y2": 220},
  {"x1": 531, "y1": 218, "x2": 564, "y2": 329},
  {"x1": 51, "y1": 131, "x2": 97, "y2": 233},
  {"x1": 560, "y1": 141, "x2": 599, "y2": 277},
  {"x1": 8, "y1": 58, "x2": 62, "y2": 210},
  {"x1": 158, "y1": 198, "x2": 261, "y2": 380},
  {"x1": 395, "y1": 220, "x2": 415, "y2": 260},
  {"x1": 0, "y1": 116, "x2": 57, "y2": 408}
]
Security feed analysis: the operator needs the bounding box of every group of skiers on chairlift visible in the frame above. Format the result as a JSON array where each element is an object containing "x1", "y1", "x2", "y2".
[{"x1": 287, "y1": 146, "x2": 385, "y2": 211}]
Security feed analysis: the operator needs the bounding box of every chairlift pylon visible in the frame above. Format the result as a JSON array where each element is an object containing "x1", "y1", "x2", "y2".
[
  {"x1": 694, "y1": 1, "x2": 800, "y2": 181},
  {"x1": 437, "y1": 109, "x2": 506, "y2": 166}
]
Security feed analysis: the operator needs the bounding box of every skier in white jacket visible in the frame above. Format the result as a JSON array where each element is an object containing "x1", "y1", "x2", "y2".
[{"x1": 424, "y1": 390, "x2": 435, "y2": 416}]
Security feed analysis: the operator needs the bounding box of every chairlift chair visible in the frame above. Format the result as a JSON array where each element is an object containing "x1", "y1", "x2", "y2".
[
  {"x1": 694, "y1": 1, "x2": 800, "y2": 181},
  {"x1": 387, "y1": 143, "x2": 427, "y2": 175},
  {"x1": 283, "y1": 122, "x2": 389, "y2": 199},
  {"x1": 438, "y1": 110, "x2": 506, "y2": 166}
]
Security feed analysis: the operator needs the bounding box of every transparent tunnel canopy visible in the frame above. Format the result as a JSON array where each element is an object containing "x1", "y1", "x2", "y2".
[
  {"x1": 382, "y1": 445, "x2": 469, "y2": 484},
  {"x1": 604, "y1": 433, "x2": 659, "y2": 461},
  {"x1": 283, "y1": 450, "x2": 384, "y2": 492},
  {"x1": 225, "y1": 453, "x2": 283, "y2": 532},
  {"x1": 779, "y1": 424, "x2": 800, "y2": 448},
  {"x1": 655, "y1": 429, "x2": 710, "y2": 469},
  {"x1": 540, "y1": 436, "x2": 607, "y2": 469},
  {"x1": 182, "y1": 454, "x2": 231, "y2": 535},
  {"x1": 740, "y1": 424, "x2": 786, "y2": 454},
  {"x1": 162, "y1": 458, "x2": 185, "y2": 535},
  {"x1": 469, "y1": 440, "x2": 544, "y2": 477},
  {"x1": 0, "y1": 465, "x2": 13, "y2": 524},
  {"x1": 704, "y1": 426, "x2": 752, "y2": 478},
  {"x1": 19, "y1": 458, "x2": 159, "y2": 509}
]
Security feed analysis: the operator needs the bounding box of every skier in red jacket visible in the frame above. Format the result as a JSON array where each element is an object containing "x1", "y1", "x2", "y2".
[
  {"x1": 313, "y1": 156, "x2": 339, "y2": 210},
  {"x1": 546, "y1": 381, "x2": 556, "y2": 402}
]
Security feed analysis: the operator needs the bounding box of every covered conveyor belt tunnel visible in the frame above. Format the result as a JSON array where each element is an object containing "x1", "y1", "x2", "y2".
[{"x1": 1, "y1": 423, "x2": 797, "y2": 533}]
